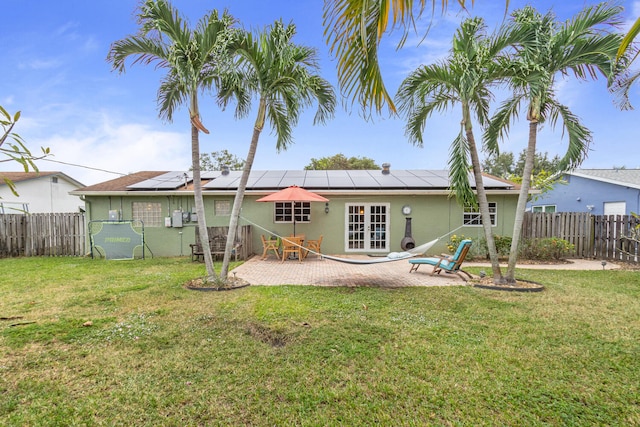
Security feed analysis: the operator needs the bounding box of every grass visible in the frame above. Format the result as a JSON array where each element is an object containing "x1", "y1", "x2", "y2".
[{"x1": 0, "y1": 256, "x2": 639, "y2": 426}]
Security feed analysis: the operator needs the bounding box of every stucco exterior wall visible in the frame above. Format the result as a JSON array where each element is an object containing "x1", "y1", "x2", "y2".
[
  {"x1": 531, "y1": 175, "x2": 640, "y2": 215},
  {"x1": 84, "y1": 192, "x2": 519, "y2": 258}
]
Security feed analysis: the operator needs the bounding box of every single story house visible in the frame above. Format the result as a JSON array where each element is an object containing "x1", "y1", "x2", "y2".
[
  {"x1": 529, "y1": 169, "x2": 640, "y2": 215},
  {"x1": 0, "y1": 171, "x2": 85, "y2": 213},
  {"x1": 71, "y1": 168, "x2": 521, "y2": 258}
]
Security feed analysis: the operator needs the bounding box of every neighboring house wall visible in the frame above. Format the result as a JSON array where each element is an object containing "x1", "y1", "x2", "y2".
[
  {"x1": 83, "y1": 193, "x2": 518, "y2": 257},
  {"x1": 531, "y1": 174, "x2": 640, "y2": 215},
  {"x1": 0, "y1": 175, "x2": 84, "y2": 213}
]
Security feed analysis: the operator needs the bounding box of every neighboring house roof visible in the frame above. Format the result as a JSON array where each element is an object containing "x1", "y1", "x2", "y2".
[
  {"x1": 73, "y1": 169, "x2": 518, "y2": 195},
  {"x1": 77, "y1": 171, "x2": 168, "y2": 192},
  {"x1": 568, "y1": 169, "x2": 640, "y2": 190},
  {"x1": 0, "y1": 171, "x2": 85, "y2": 188}
]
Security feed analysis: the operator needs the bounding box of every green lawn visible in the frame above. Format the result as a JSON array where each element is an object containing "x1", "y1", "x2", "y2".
[{"x1": 1, "y1": 257, "x2": 639, "y2": 426}]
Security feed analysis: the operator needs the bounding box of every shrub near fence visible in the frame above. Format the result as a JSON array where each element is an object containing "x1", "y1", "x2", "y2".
[
  {"x1": 0, "y1": 213, "x2": 86, "y2": 257},
  {"x1": 521, "y1": 212, "x2": 592, "y2": 258}
]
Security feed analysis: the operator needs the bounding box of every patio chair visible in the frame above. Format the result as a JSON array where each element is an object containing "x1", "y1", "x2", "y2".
[
  {"x1": 303, "y1": 235, "x2": 323, "y2": 259},
  {"x1": 281, "y1": 236, "x2": 305, "y2": 262},
  {"x1": 408, "y1": 239, "x2": 473, "y2": 281},
  {"x1": 261, "y1": 235, "x2": 280, "y2": 260}
]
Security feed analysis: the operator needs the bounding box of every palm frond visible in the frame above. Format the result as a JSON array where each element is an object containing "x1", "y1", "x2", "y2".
[
  {"x1": 157, "y1": 71, "x2": 188, "y2": 122},
  {"x1": 266, "y1": 99, "x2": 294, "y2": 151},
  {"x1": 323, "y1": 0, "x2": 397, "y2": 115},
  {"x1": 217, "y1": 70, "x2": 253, "y2": 119},
  {"x1": 544, "y1": 100, "x2": 592, "y2": 171},
  {"x1": 402, "y1": 91, "x2": 457, "y2": 146},
  {"x1": 107, "y1": 36, "x2": 169, "y2": 72},
  {"x1": 307, "y1": 76, "x2": 337, "y2": 125},
  {"x1": 138, "y1": 0, "x2": 191, "y2": 47},
  {"x1": 618, "y1": 16, "x2": 640, "y2": 61},
  {"x1": 322, "y1": 0, "x2": 481, "y2": 115},
  {"x1": 610, "y1": 67, "x2": 640, "y2": 111},
  {"x1": 484, "y1": 95, "x2": 523, "y2": 155},
  {"x1": 448, "y1": 130, "x2": 476, "y2": 206},
  {"x1": 395, "y1": 63, "x2": 455, "y2": 114}
]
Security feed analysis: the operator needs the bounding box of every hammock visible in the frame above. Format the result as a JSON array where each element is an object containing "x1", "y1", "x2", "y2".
[
  {"x1": 319, "y1": 239, "x2": 438, "y2": 264},
  {"x1": 240, "y1": 215, "x2": 462, "y2": 266}
]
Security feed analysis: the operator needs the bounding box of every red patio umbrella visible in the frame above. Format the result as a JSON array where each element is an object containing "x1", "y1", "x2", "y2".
[{"x1": 256, "y1": 185, "x2": 329, "y2": 236}]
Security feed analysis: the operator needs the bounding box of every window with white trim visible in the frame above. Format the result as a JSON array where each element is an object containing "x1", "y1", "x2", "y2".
[
  {"x1": 463, "y1": 202, "x2": 497, "y2": 226},
  {"x1": 532, "y1": 205, "x2": 556, "y2": 213},
  {"x1": 215, "y1": 200, "x2": 231, "y2": 216},
  {"x1": 274, "y1": 202, "x2": 311, "y2": 223},
  {"x1": 132, "y1": 202, "x2": 162, "y2": 227}
]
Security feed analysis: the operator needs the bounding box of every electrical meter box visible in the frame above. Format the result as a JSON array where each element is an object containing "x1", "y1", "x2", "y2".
[
  {"x1": 172, "y1": 210, "x2": 183, "y2": 228},
  {"x1": 190, "y1": 211, "x2": 198, "y2": 222}
]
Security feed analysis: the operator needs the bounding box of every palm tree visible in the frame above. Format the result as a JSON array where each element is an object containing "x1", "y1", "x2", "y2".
[
  {"x1": 485, "y1": 4, "x2": 623, "y2": 284},
  {"x1": 612, "y1": 17, "x2": 639, "y2": 109},
  {"x1": 107, "y1": 0, "x2": 238, "y2": 281},
  {"x1": 323, "y1": 0, "x2": 504, "y2": 115},
  {"x1": 396, "y1": 17, "x2": 513, "y2": 284},
  {"x1": 217, "y1": 21, "x2": 336, "y2": 280}
]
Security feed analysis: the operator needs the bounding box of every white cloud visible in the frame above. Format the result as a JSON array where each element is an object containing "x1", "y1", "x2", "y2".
[
  {"x1": 31, "y1": 114, "x2": 192, "y2": 185},
  {"x1": 19, "y1": 58, "x2": 63, "y2": 70},
  {"x1": 55, "y1": 21, "x2": 79, "y2": 38}
]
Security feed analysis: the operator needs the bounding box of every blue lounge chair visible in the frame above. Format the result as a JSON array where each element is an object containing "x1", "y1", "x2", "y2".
[{"x1": 408, "y1": 239, "x2": 473, "y2": 281}]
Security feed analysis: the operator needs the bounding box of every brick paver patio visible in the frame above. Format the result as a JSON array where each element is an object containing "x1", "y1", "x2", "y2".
[{"x1": 230, "y1": 255, "x2": 617, "y2": 287}]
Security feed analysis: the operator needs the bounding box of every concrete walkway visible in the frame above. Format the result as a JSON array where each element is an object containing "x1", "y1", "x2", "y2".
[{"x1": 230, "y1": 255, "x2": 618, "y2": 288}]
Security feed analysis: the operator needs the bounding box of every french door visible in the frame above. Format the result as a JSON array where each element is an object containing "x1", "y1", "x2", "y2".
[{"x1": 345, "y1": 203, "x2": 389, "y2": 252}]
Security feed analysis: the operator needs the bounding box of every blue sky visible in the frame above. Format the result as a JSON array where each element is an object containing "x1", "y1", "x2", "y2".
[{"x1": 2, "y1": 0, "x2": 639, "y2": 185}]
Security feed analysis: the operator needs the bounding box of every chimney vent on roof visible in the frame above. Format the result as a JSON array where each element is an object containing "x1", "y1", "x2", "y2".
[
  {"x1": 382, "y1": 163, "x2": 391, "y2": 175},
  {"x1": 221, "y1": 165, "x2": 230, "y2": 176}
]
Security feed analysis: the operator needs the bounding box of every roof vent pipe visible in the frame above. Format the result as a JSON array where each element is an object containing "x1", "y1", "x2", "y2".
[
  {"x1": 221, "y1": 165, "x2": 230, "y2": 176},
  {"x1": 382, "y1": 163, "x2": 391, "y2": 175}
]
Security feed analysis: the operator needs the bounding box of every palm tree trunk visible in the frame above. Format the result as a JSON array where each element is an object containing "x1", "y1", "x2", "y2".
[
  {"x1": 221, "y1": 98, "x2": 266, "y2": 280},
  {"x1": 190, "y1": 93, "x2": 216, "y2": 279},
  {"x1": 505, "y1": 119, "x2": 538, "y2": 282},
  {"x1": 464, "y1": 118, "x2": 504, "y2": 284}
]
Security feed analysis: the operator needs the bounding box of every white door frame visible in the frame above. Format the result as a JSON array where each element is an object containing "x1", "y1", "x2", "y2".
[{"x1": 344, "y1": 203, "x2": 390, "y2": 252}]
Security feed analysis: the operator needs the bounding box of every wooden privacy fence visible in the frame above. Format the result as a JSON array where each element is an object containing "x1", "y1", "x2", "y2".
[
  {"x1": 0, "y1": 213, "x2": 86, "y2": 257},
  {"x1": 521, "y1": 212, "x2": 640, "y2": 263},
  {"x1": 521, "y1": 212, "x2": 592, "y2": 258},
  {"x1": 592, "y1": 214, "x2": 640, "y2": 263}
]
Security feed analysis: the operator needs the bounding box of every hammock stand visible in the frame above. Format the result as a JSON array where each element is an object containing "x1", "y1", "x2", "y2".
[{"x1": 239, "y1": 215, "x2": 468, "y2": 265}]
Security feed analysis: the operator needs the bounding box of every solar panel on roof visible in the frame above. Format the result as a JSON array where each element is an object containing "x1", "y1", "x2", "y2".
[
  {"x1": 303, "y1": 177, "x2": 329, "y2": 188},
  {"x1": 191, "y1": 169, "x2": 513, "y2": 191},
  {"x1": 347, "y1": 171, "x2": 380, "y2": 188},
  {"x1": 394, "y1": 175, "x2": 426, "y2": 187},
  {"x1": 127, "y1": 172, "x2": 193, "y2": 190},
  {"x1": 254, "y1": 177, "x2": 285, "y2": 188},
  {"x1": 372, "y1": 171, "x2": 405, "y2": 187},
  {"x1": 326, "y1": 170, "x2": 355, "y2": 188}
]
